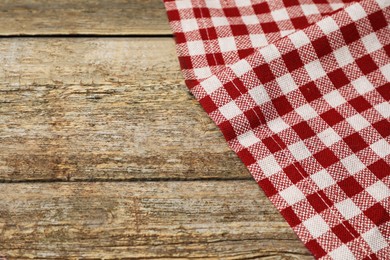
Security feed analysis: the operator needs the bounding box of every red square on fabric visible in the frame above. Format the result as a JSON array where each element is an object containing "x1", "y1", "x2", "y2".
[
  {"x1": 332, "y1": 221, "x2": 359, "y2": 243},
  {"x1": 338, "y1": 176, "x2": 364, "y2": 197},
  {"x1": 349, "y1": 96, "x2": 372, "y2": 112},
  {"x1": 306, "y1": 240, "x2": 327, "y2": 258},
  {"x1": 175, "y1": 32, "x2": 187, "y2": 44},
  {"x1": 167, "y1": 9, "x2": 180, "y2": 20},
  {"x1": 194, "y1": 7, "x2": 210, "y2": 18},
  {"x1": 368, "y1": 10, "x2": 387, "y2": 31},
  {"x1": 283, "y1": 0, "x2": 300, "y2": 7},
  {"x1": 291, "y1": 16, "x2": 310, "y2": 29},
  {"x1": 223, "y1": 7, "x2": 241, "y2": 17},
  {"x1": 199, "y1": 96, "x2": 217, "y2": 113},
  {"x1": 368, "y1": 159, "x2": 390, "y2": 180},
  {"x1": 328, "y1": 69, "x2": 349, "y2": 89},
  {"x1": 219, "y1": 120, "x2": 237, "y2": 141},
  {"x1": 206, "y1": 53, "x2": 224, "y2": 66},
  {"x1": 307, "y1": 191, "x2": 332, "y2": 213},
  {"x1": 263, "y1": 134, "x2": 286, "y2": 153},
  {"x1": 377, "y1": 83, "x2": 390, "y2": 100},
  {"x1": 312, "y1": 36, "x2": 332, "y2": 58},
  {"x1": 356, "y1": 55, "x2": 379, "y2": 74},
  {"x1": 259, "y1": 178, "x2": 278, "y2": 197},
  {"x1": 237, "y1": 148, "x2": 256, "y2": 165},
  {"x1": 340, "y1": 23, "x2": 361, "y2": 44},
  {"x1": 244, "y1": 108, "x2": 265, "y2": 129},
  {"x1": 292, "y1": 121, "x2": 316, "y2": 140},
  {"x1": 281, "y1": 206, "x2": 301, "y2": 227},
  {"x1": 225, "y1": 78, "x2": 247, "y2": 99},
  {"x1": 344, "y1": 133, "x2": 368, "y2": 153},
  {"x1": 314, "y1": 148, "x2": 338, "y2": 168},
  {"x1": 253, "y1": 2, "x2": 270, "y2": 14},
  {"x1": 254, "y1": 63, "x2": 275, "y2": 84},
  {"x1": 273, "y1": 96, "x2": 294, "y2": 116},
  {"x1": 283, "y1": 50, "x2": 304, "y2": 72},
  {"x1": 373, "y1": 119, "x2": 390, "y2": 138},
  {"x1": 231, "y1": 24, "x2": 249, "y2": 36},
  {"x1": 261, "y1": 22, "x2": 279, "y2": 33},
  {"x1": 200, "y1": 27, "x2": 218, "y2": 40},
  {"x1": 179, "y1": 56, "x2": 193, "y2": 69},
  {"x1": 321, "y1": 109, "x2": 344, "y2": 126},
  {"x1": 364, "y1": 203, "x2": 390, "y2": 226},
  {"x1": 284, "y1": 162, "x2": 307, "y2": 184},
  {"x1": 300, "y1": 82, "x2": 322, "y2": 102}
]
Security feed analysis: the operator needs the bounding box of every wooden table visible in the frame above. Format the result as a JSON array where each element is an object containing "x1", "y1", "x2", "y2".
[{"x1": 0, "y1": 1, "x2": 313, "y2": 259}]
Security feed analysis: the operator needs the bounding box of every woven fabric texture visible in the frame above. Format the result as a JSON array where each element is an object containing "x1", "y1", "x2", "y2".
[{"x1": 163, "y1": 0, "x2": 390, "y2": 258}]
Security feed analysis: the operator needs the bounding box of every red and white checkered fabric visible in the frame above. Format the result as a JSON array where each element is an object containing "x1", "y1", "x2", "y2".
[{"x1": 163, "y1": 0, "x2": 390, "y2": 259}]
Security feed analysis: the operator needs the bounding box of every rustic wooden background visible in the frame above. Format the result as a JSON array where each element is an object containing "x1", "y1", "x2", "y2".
[{"x1": 0, "y1": 0, "x2": 313, "y2": 259}]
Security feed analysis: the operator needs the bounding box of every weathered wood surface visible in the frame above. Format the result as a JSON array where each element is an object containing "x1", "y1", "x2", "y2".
[
  {"x1": 0, "y1": 181, "x2": 311, "y2": 259},
  {"x1": 0, "y1": 38, "x2": 249, "y2": 182},
  {"x1": 0, "y1": 0, "x2": 171, "y2": 36}
]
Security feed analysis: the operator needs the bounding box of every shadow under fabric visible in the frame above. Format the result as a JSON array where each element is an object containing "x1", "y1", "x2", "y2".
[{"x1": 163, "y1": 0, "x2": 390, "y2": 258}]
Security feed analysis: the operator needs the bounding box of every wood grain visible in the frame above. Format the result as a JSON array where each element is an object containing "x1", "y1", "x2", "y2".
[
  {"x1": 0, "y1": 38, "x2": 249, "y2": 181},
  {"x1": 0, "y1": 181, "x2": 311, "y2": 259},
  {"x1": 0, "y1": 0, "x2": 171, "y2": 36}
]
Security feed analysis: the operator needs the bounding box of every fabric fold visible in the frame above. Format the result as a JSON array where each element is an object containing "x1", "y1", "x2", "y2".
[{"x1": 163, "y1": 0, "x2": 390, "y2": 258}]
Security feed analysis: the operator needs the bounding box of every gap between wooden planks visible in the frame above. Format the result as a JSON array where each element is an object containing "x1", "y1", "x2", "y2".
[{"x1": 0, "y1": 1, "x2": 312, "y2": 258}]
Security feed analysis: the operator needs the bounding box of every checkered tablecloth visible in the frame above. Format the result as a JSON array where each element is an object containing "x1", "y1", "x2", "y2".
[{"x1": 163, "y1": 0, "x2": 390, "y2": 258}]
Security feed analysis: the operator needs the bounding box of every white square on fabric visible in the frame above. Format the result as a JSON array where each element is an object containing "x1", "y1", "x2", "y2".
[
  {"x1": 311, "y1": 169, "x2": 335, "y2": 189},
  {"x1": 323, "y1": 90, "x2": 346, "y2": 108},
  {"x1": 296, "y1": 104, "x2": 318, "y2": 120},
  {"x1": 249, "y1": 34, "x2": 268, "y2": 48},
  {"x1": 234, "y1": 0, "x2": 251, "y2": 7},
  {"x1": 374, "y1": 102, "x2": 390, "y2": 118},
  {"x1": 249, "y1": 86, "x2": 270, "y2": 105},
  {"x1": 330, "y1": 3, "x2": 344, "y2": 10},
  {"x1": 276, "y1": 74, "x2": 297, "y2": 94},
  {"x1": 303, "y1": 215, "x2": 329, "y2": 238},
  {"x1": 259, "y1": 44, "x2": 281, "y2": 63},
  {"x1": 231, "y1": 59, "x2": 252, "y2": 77},
  {"x1": 211, "y1": 16, "x2": 229, "y2": 27},
  {"x1": 237, "y1": 131, "x2": 260, "y2": 148},
  {"x1": 351, "y1": 76, "x2": 374, "y2": 95},
  {"x1": 346, "y1": 114, "x2": 370, "y2": 131},
  {"x1": 242, "y1": 15, "x2": 260, "y2": 25},
  {"x1": 288, "y1": 30, "x2": 311, "y2": 48},
  {"x1": 335, "y1": 199, "x2": 361, "y2": 219},
  {"x1": 181, "y1": 19, "x2": 199, "y2": 32},
  {"x1": 317, "y1": 17, "x2": 340, "y2": 34},
  {"x1": 205, "y1": 0, "x2": 222, "y2": 9},
  {"x1": 267, "y1": 117, "x2": 289, "y2": 133},
  {"x1": 219, "y1": 101, "x2": 241, "y2": 120},
  {"x1": 345, "y1": 3, "x2": 367, "y2": 21},
  {"x1": 201, "y1": 75, "x2": 223, "y2": 94},
  {"x1": 301, "y1": 4, "x2": 320, "y2": 16},
  {"x1": 366, "y1": 181, "x2": 390, "y2": 201},
  {"x1": 362, "y1": 227, "x2": 388, "y2": 253},
  {"x1": 370, "y1": 139, "x2": 390, "y2": 157},
  {"x1": 318, "y1": 128, "x2": 341, "y2": 147},
  {"x1": 329, "y1": 245, "x2": 356, "y2": 260},
  {"x1": 305, "y1": 60, "x2": 326, "y2": 81},
  {"x1": 280, "y1": 185, "x2": 305, "y2": 205},
  {"x1": 218, "y1": 37, "x2": 237, "y2": 52},
  {"x1": 377, "y1": 0, "x2": 390, "y2": 8},
  {"x1": 176, "y1": 1, "x2": 193, "y2": 9},
  {"x1": 280, "y1": 30, "x2": 295, "y2": 37},
  {"x1": 288, "y1": 141, "x2": 311, "y2": 161},
  {"x1": 333, "y1": 46, "x2": 355, "y2": 67},
  {"x1": 194, "y1": 67, "x2": 212, "y2": 79},
  {"x1": 362, "y1": 33, "x2": 382, "y2": 53},
  {"x1": 380, "y1": 63, "x2": 390, "y2": 81},
  {"x1": 187, "y1": 40, "x2": 206, "y2": 55},
  {"x1": 258, "y1": 155, "x2": 282, "y2": 177},
  {"x1": 271, "y1": 8, "x2": 290, "y2": 22},
  {"x1": 341, "y1": 154, "x2": 365, "y2": 174}
]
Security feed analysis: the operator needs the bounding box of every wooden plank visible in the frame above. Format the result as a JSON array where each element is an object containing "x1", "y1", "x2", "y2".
[
  {"x1": 0, "y1": 0, "x2": 171, "y2": 36},
  {"x1": 0, "y1": 38, "x2": 249, "y2": 181},
  {"x1": 0, "y1": 181, "x2": 312, "y2": 259}
]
